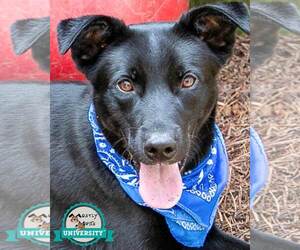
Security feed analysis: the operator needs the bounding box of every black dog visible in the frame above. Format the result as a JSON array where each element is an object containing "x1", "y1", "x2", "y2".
[{"x1": 51, "y1": 3, "x2": 249, "y2": 249}]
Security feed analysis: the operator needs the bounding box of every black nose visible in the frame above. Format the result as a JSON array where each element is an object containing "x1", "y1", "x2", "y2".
[{"x1": 144, "y1": 135, "x2": 177, "y2": 162}]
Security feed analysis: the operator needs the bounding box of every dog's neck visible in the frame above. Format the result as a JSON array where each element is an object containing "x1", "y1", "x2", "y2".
[
  {"x1": 182, "y1": 108, "x2": 215, "y2": 173},
  {"x1": 96, "y1": 108, "x2": 215, "y2": 173}
]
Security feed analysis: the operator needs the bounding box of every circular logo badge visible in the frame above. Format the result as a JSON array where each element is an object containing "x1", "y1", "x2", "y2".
[
  {"x1": 17, "y1": 203, "x2": 50, "y2": 246},
  {"x1": 57, "y1": 202, "x2": 113, "y2": 246}
]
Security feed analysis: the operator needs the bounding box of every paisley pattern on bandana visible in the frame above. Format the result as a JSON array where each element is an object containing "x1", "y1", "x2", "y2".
[{"x1": 88, "y1": 104, "x2": 229, "y2": 247}]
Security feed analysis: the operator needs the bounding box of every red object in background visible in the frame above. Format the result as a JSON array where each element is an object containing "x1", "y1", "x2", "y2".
[
  {"x1": 0, "y1": 0, "x2": 188, "y2": 82},
  {"x1": 50, "y1": 0, "x2": 188, "y2": 81},
  {"x1": 0, "y1": 0, "x2": 49, "y2": 81}
]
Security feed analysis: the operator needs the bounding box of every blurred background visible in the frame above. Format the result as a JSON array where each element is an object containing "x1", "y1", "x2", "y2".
[
  {"x1": 251, "y1": 1, "x2": 300, "y2": 245},
  {"x1": 0, "y1": 0, "x2": 49, "y2": 249}
]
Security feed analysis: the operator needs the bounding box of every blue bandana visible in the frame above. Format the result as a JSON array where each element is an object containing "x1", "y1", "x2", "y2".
[
  {"x1": 250, "y1": 127, "x2": 268, "y2": 207},
  {"x1": 88, "y1": 104, "x2": 229, "y2": 248}
]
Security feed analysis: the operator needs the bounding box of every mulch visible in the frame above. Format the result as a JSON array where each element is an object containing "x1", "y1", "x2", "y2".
[
  {"x1": 251, "y1": 34, "x2": 300, "y2": 243},
  {"x1": 216, "y1": 34, "x2": 300, "y2": 243},
  {"x1": 216, "y1": 35, "x2": 250, "y2": 241}
]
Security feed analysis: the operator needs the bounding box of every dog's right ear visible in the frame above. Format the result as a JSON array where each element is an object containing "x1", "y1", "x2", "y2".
[
  {"x1": 57, "y1": 15, "x2": 129, "y2": 71},
  {"x1": 251, "y1": 3, "x2": 300, "y2": 34},
  {"x1": 251, "y1": 3, "x2": 300, "y2": 68}
]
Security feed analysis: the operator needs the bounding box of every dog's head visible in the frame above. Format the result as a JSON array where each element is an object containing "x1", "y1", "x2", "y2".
[
  {"x1": 28, "y1": 213, "x2": 47, "y2": 223},
  {"x1": 68, "y1": 213, "x2": 81, "y2": 223},
  {"x1": 58, "y1": 3, "x2": 249, "y2": 209}
]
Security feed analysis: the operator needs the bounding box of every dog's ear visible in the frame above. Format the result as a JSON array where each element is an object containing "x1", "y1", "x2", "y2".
[
  {"x1": 11, "y1": 17, "x2": 50, "y2": 72},
  {"x1": 11, "y1": 17, "x2": 49, "y2": 55},
  {"x1": 251, "y1": 3, "x2": 300, "y2": 34},
  {"x1": 251, "y1": 3, "x2": 300, "y2": 68},
  {"x1": 57, "y1": 15, "x2": 129, "y2": 71},
  {"x1": 176, "y1": 3, "x2": 249, "y2": 61}
]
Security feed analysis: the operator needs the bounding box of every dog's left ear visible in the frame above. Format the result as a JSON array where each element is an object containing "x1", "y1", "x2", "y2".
[
  {"x1": 176, "y1": 3, "x2": 249, "y2": 61},
  {"x1": 11, "y1": 17, "x2": 50, "y2": 71}
]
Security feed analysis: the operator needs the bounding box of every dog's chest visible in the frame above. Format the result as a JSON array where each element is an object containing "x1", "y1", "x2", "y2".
[
  {"x1": 50, "y1": 90, "x2": 181, "y2": 248},
  {"x1": 80, "y1": 165, "x2": 183, "y2": 249},
  {"x1": 52, "y1": 162, "x2": 182, "y2": 249}
]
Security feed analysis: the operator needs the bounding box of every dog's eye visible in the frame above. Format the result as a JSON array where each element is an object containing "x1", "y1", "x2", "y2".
[
  {"x1": 181, "y1": 74, "x2": 197, "y2": 88},
  {"x1": 117, "y1": 79, "x2": 134, "y2": 93}
]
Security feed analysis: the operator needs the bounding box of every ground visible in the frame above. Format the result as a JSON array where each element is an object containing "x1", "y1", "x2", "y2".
[
  {"x1": 217, "y1": 34, "x2": 300, "y2": 244},
  {"x1": 216, "y1": 35, "x2": 250, "y2": 241},
  {"x1": 251, "y1": 34, "x2": 300, "y2": 243}
]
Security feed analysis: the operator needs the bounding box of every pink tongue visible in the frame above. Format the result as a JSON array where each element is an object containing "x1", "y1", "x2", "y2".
[{"x1": 139, "y1": 162, "x2": 183, "y2": 209}]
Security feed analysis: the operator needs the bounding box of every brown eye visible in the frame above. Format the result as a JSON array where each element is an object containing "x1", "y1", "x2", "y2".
[
  {"x1": 117, "y1": 79, "x2": 134, "y2": 93},
  {"x1": 181, "y1": 74, "x2": 197, "y2": 88}
]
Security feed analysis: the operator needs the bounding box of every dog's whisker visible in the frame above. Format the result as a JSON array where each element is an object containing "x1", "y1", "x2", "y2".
[{"x1": 112, "y1": 136, "x2": 126, "y2": 148}]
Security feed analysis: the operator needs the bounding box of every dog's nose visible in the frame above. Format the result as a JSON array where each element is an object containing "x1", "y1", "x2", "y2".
[{"x1": 144, "y1": 135, "x2": 177, "y2": 162}]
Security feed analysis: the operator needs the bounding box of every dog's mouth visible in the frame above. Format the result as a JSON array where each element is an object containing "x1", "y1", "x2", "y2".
[
  {"x1": 138, "y1": 161, "x2": 184, "y2": 209},
  {"x1": 124, "y1": 133, "x2": 189, "y2": 209}
]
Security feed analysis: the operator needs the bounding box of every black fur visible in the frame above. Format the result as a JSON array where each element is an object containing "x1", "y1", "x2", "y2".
[{"x1": 52, "y1": 3, "x2": 250, "y2": 249}]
